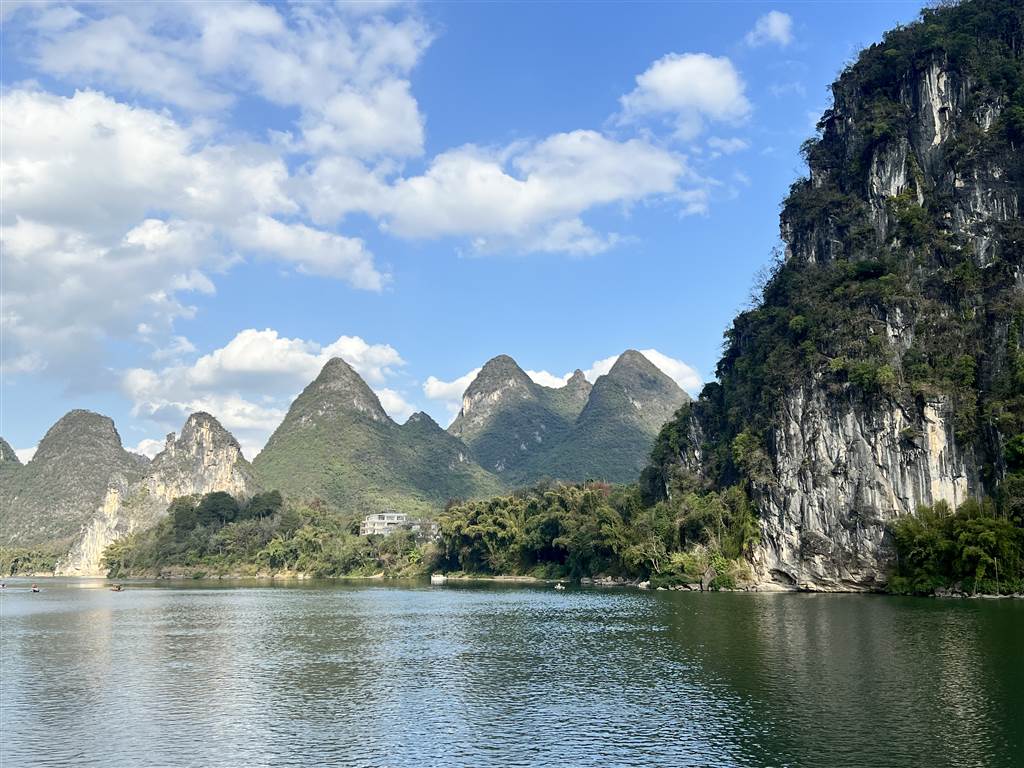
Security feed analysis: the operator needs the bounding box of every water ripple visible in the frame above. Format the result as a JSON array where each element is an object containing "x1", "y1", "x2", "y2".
[{"x1": 2, "y1": 581, "x2": 1022, "y2": 767}]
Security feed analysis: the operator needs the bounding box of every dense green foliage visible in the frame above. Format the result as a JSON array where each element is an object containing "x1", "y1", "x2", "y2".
[
  {"x1": 889, "y1": 499, "x2": 1024, "y2": 594},
  {"x1": 435, "y1": 482, "x2": 756, "y2": 588},
  {"x1": 103, "y1": 492, "x2": 430, "y2": 579},
  {"x1": 0, "y1": 547, "x2": 61, "y2": 576},
  {"x1": 106, "y1": 481, "x2": 757, "y2": 589}
]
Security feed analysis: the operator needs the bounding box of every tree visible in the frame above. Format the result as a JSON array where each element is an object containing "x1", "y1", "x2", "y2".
[
  {"x1": 241, "y1": 490, "x2": 284, "y2": 520},
  {"x1": 195, "y1": 491, "x2": 240, "y2": 527},
  {"x1": 169, "y1": 496, "x2": 199, "y2": 536}
]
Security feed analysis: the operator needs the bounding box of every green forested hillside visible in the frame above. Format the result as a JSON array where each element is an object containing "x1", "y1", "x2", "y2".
[
  {"x1": 509, "y1": 351, "x2": 689, "y2": 485},
  {"x1": 252, "y1": 358, "x2": 501, "y2": 515}
]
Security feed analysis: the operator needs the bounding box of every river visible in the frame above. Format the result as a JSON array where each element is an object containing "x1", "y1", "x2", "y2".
[{"x1": 2, "y1": 579, "x2": 1021, "y2": 767}]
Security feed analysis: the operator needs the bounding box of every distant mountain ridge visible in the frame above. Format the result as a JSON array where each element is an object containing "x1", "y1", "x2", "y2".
[
  {"x1": 1, "y1": 349, "x2": 689, "y2": 572},
  {"x1": 449, "y1": 350, "x2": 689, "y2": 484}
]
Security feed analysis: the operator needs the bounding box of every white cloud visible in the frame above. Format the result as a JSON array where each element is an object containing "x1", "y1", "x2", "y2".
[
  {"x1": 14, "y1": 446, "x2": 37, "y2": 463},
  {"x1": 620, "y1": 53, "x2": 751, "y2": 141},
  {"x1": 371, "y1": 131, "x2": 690, "y2": 251},
  {"x1": 0, "y1": 88, "x2": 386, "y2": 380},
  {"x1": 20, "y1": 3, "x2": 432, "y2": 159},
  {"x1": 231, "y1": 216, "x2": 385, "y2": 290},
  {"x1": 375, "y1": 388, "x2": 416, "y2": 423},
  {"x1": 122, "y1": 328, "x2": 411, "y2": 455},
  {"x1": 745, "y1": 11, "x2": 794, "y2": 48},
  {"x1": 526, "y1": 370, "x2": 573, "y2": 388},
  {"x1": 132, "y1": 438, "x2": 166, "y2": 459},
  {"x1": 302, "y1": 79, "x2": 424, "y2": 158},
  {"x1": 707, "y1": 137, "x2": 750, "y2": 155}
]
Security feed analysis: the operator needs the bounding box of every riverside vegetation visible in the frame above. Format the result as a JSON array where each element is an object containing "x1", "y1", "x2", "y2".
[{"x1": 97, "y1": 482, "x2": 758, "y2": 589}]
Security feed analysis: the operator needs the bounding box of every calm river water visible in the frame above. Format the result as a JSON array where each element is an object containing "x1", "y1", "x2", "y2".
[{"x1": 1, "y1": 579, "x2": 1022, "y2": 767}]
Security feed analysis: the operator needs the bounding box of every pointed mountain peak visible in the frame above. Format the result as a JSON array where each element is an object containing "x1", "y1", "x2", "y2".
[
  {"x1": 34, "y1": 409, "x2": 125, "y2": 463},
  {"x1": 451, "y1": 355, "x2": 539, "y2": 438},
  {"x1": 474, "y1": 354, "x2": 533, "y2": 388},
  {"x1": 585, "y1": 351, "x2": 689, "y2": 432},
  {"x1": 402, "y1": 411, "x2": 447, "y2": 434},
  {"x1": 405, "y1": 411, "x2": 439, "y2": 427},
  {"x1": 610, "y1": 349, "x2": 653, "y2": 372},
  {"x1": 567, "y1": 369, "x2": 588, "y2": 386},
  {"x1": 287, "y1": 356, "x2": 390, "y2": 424},
  {"x1": 170, "y1": 411, "x2": 245, "y2": 454},
  {"x1": 0, "y1": 437, "x2": 21, "y2": 465}
]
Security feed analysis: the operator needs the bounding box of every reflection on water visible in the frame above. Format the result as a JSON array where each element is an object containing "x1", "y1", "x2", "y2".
[{"x1": 2, "y1": 580, "x2": 1022, "y2": 767}]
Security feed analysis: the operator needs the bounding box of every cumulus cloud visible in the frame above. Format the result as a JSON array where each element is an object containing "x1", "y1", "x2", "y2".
[
  {"x1": 302, "y1": 131, "x2": 692, "y2": 255},
  {"x1": 0, "y1": 88, "x2": 387, "y2": 382},
  {"x1": 620, "y1": 53, "x2": 751, "y2": 141},
  {"x1": 122, "y1": 328, "x2": 412, "y2": 456},
  {"x1": 231, "y1": 215, "x2": 385, "y2": 289},
  {"x1": 745, "y1": 11, "x2": 794, "y2": 48},
  {"x1": 18, "y1": 2, "x2": 432, "y2": 157},
  {"x1": 422, "y1": 367, "x2": 482, "y2": 423},
  {"x1": 375, "y1": 388, "x2": 416, "y2": 424}
]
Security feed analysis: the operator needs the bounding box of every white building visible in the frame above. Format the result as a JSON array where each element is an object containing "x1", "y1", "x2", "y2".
[
  {"x1": 360, "y1": 512, "x2": 408, "y2": 536},
  {"x1": 359, "y1": 512, "x2": 440, "y2": 540}
]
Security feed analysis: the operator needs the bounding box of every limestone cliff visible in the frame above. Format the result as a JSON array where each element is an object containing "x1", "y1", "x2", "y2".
[
  {"x1": 56, "y1": 412, "x2": 260, "y2": 575},
  {"x1": 647, "y1": 0, "x2": 1024, "y2": 590}
]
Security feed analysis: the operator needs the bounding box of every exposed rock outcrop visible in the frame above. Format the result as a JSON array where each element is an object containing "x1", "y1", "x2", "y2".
[
  {"x1": 652, "y1": 0, "x2": 1024, "y2": 590},
  {"x1": 0, "y1": 410, "x2": 258, "y2": 576},
  {"x1": 56, "y1": 412, "x2": 259, "y2": 576}
]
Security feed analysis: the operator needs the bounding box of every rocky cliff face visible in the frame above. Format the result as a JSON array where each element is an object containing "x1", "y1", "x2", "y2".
[
  {"x1": 1, "y1": 410, "x2": 147, "y2": 550},
  {"x1": 0, "y1": 410, "x2": 259, "y2": 576},
  {"x1": 652, "y1": 0, "x2": 1024, "y2": 590},
  {"x1": 750, "y1": 388, "x2": 979, "y2": 590},
  {"x1": 56, "y1": 411, "x2": 259, "y2": 576}
]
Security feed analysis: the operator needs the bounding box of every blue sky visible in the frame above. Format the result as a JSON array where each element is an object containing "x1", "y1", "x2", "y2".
[{"x1": 1, "y1": 0, "x2": 926, "y2": 459}]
